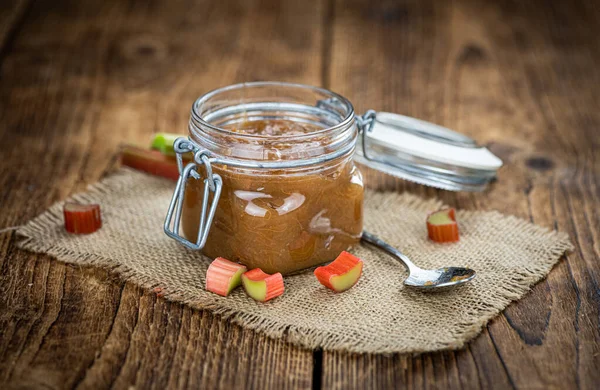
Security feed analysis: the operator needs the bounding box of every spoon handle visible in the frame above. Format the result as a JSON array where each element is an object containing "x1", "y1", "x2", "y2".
[{"x1": 361, "y1": 231, "x2": 418, "y2": 272}]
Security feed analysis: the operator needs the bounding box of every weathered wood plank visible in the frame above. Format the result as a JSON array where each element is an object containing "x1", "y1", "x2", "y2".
[
  {"x1": 0, "y1": 0, "x2": 598, "y2": 389},
  {"x1": 323, "y1": 0, "x2": 599, "y2": 388},
  {"x1": 0, "y1": 0, "x2": 31, "y2": 58},
  {"x1": 0, "y1": 0, "x2": 323, "y2": 388}
]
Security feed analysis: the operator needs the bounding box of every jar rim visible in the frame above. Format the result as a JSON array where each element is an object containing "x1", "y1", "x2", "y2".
[{"x1": 190, "y1": 81, "x2": 355, "y2": 140}]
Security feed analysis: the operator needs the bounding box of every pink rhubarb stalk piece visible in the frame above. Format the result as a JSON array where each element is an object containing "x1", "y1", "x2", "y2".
[
  {"x1": 63, "y1": 203, "x2": 102, "y2": 234},
  {"x1": 121, "y1": 145, "x2": 180, "y2": 181},
  {"x1": 314, "y1": 251, "x2": 363, "y2": 292},
  {"x1": 241, "y1": 268, "x2": 285, "y2": 302},
  {"x1": 205, "y1": 257, "x2": 247, "y2": 296},
  {"x1": 427, "y1": 208, "x2": 460, "y2": 243}
]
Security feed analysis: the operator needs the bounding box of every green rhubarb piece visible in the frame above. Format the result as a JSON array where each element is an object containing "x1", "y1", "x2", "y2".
[
  {"x1": 427, "y1": 211, "x2": 454, "y2": 225},
  {"x1": 242, "y1": 268, "x2": 285, "y2": 302},
  {"x1": 329, "y1": 263, "x2": 363, "y2": 292},
  {"x1": 151, "y1": 133, "x2": 180, "y2": 156}
]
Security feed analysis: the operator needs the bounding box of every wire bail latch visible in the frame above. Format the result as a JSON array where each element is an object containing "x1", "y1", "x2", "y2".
[
  {"x1": 164, "y1": 137, "x2": 222, "y2": 250},
  {"x1": 356, "y1": 109, "x2": 377, "y2": 161}
]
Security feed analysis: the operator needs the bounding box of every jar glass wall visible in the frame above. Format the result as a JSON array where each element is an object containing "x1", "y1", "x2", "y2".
[{"x1": 181, "y1": 82, "x2": 364, "y2": 274}]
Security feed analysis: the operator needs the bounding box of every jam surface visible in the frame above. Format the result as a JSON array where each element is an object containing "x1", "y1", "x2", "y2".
[
  {"x1": 227, "y1": 119, "x2": 322, "y2": 136},
  {"x1": 182, "y1": 119, "x2": 364, "y2": 275}
]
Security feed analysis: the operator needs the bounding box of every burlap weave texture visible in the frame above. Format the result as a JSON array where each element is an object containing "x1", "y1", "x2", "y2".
[{"x1": 17, "y1": 169, "x2": 571, "y2": 354}]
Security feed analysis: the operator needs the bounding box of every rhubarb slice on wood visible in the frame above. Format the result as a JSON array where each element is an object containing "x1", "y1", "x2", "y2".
[
  {"x1": 121, "y1": 145, "x2": 180, "y2": 180},
  {"x1": 242, "y1": 268, "x2": 284, "y2": 302},
  {"x1": 64, "y1": 203, "x2": 102, "y2": 234},
  {"x1": 205, "y1": 257, "x2": 247, "y2": 296},
  {"x1": 427, "y1": 208, "x2": 460, "y2": 243},
  {"x1": 314, "y1": 251, "x2": 363, "y2": 292}
]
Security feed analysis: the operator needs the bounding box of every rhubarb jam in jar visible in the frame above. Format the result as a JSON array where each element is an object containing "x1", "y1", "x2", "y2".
[
  {"x1": 165, "y1": 83, "x2": 503, "y2": 273},
  {"x1": 172, "y1": 82, "x2": 363, "y2": 275}
]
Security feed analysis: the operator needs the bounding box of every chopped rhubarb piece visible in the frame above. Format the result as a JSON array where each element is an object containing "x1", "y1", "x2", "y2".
[
  {"x1": 64, "y1": 203, "x2": 102, "y2": 234},
  {"x1": 427, "y1": 208, "x2": 460, "y2": 243},
  {"x1": 314, "y1": 251, "x2": 363, "y2": 292},
  {"x1": 205, "y1": 257, "x2": 247, "y2": 296},
  {"x1": 121, "y1": 145, "x2": 180, "y2": 180},
  {"x1": 151, "y1": 133, "x2": 180, "y2": 156},
  {"x1": 242, "y1": 268, "x2": 284, "y2": 302}
]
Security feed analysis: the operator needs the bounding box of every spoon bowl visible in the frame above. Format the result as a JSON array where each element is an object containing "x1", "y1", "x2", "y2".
[
  {"x1": 404, "y1": 266, "x2": 476, "y2": 289},
  {"x1": 361, "y1": 231, "x2": 476, "y2": 290}
]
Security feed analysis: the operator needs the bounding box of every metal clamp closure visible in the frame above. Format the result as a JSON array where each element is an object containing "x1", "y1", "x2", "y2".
[
  {"x1": 356, "y1": 109, "x2": 377, "y2": 161},
  {"x1": 164, "y1": 137, "x2": 222, "y2": 250}
]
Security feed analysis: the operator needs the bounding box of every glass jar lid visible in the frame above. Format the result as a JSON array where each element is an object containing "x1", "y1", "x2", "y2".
[{"x1": 354, "y1": 111, "x2": 502, "y2": 192}]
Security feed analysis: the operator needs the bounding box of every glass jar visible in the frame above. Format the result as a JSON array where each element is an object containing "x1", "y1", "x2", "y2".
[
  {"x1": 164, "y1": 82, "x2": 502, "y2": 275},
  {"x1": 167, "y1": 82, "x2": 363, "y2": 275}
]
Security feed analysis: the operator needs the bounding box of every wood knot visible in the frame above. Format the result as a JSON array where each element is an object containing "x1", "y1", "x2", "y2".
[
  {"x1": 136, "y1": 45, "x2": 156, "y2": 56},
  {"x1": 111, "y1": 35, "x2": 170, "y2": 88},
  {"x1": 368, "y1": 3, "x2": 409, "y2": 23},
  {"x1": 458, "y1": 44, "x2": 487, "y2": 65},
  {"x1": 526, "y1": 156, "x2": 555, "y2": 171},
  {"x1": 119, "y1": 35, "x2": 167, "y2": 61}
]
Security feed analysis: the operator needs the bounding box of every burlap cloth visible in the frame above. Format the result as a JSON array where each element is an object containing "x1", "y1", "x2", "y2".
[{"x1": 16, "y1": 168, "x2": 572, "y2": 354}]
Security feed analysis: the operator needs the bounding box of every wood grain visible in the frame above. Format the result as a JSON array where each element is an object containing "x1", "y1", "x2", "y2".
[
  {"x1": 0, "y1": 0, "x2": 30, "y2": 59},
  {"x1": 0, "y1": 0, "x2": 323, "y2": 388},
  {"x1": 323, "y1": 0, "x2": 600, "y2": 389},
  {"x1": 0, "y1": 0, "x2": 598, "y2": 389}
]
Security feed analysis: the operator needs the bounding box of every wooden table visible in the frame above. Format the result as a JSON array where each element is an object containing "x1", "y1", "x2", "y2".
[{"x1": 1, "y1": 0, "x2": 598, "y2": 388}]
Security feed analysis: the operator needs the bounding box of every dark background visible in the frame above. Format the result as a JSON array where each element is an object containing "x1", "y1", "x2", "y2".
[{"x1": 0, "y1": 0, "x2": 598, "y2": 389}]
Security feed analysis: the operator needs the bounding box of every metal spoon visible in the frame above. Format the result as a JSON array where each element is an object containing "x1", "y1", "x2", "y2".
[{"x1": 361, "y1": 231, "x2": 476, "y2": 290}]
